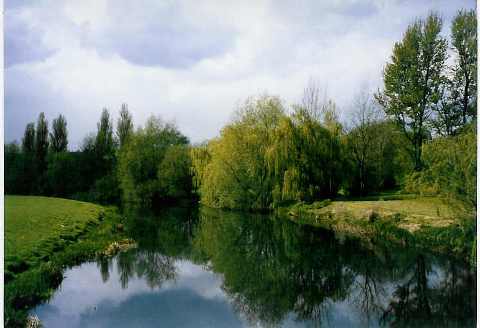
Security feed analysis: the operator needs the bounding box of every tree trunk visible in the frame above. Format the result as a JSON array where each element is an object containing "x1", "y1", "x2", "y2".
[{"x1": 414, "y1": 135, "x2": 423, "y2": 171}]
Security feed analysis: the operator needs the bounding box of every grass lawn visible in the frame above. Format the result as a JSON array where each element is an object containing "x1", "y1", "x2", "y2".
[
  {"x1": 4, "y1": 196, "x2": 129, "y2": 327},
  {"x1": 286, "y1": 196, "x2": 475, "y2": 261},
  {"x1": 316, "y1": 197, "x2": 466, "y2": 232},
  {"x1": 5, "y1": 195, "x2": 103, "y2": 261}
]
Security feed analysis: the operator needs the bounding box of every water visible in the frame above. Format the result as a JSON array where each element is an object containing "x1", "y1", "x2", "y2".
[{"x1": 32, "y1": 207, "x2": 476, "y2": 327}]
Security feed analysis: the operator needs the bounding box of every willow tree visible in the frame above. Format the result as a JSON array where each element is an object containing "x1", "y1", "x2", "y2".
[
  {"x1": 376, "y1": 13, "x2": 447, "y2": 171},
  {"x1": 268, "y1": 108, "x2": 343, "y2": 204},
  {"x1": 197, "y1": 95, "x2": 286, "y2": 210},
  {"x1": 451, "y1": 9, "x2": 477, "y2": 125},
  {"x1": 195, "y1": 94, "x2": 345, "y2": 210}
]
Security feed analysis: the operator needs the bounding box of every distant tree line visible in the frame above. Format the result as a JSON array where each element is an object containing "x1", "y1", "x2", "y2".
[
  {"x1": 5, "y1": 10, "x2": 476, "y2": 211},
  {"x1": 5, "y1": 104, "x2": 192, "y2": 207}
]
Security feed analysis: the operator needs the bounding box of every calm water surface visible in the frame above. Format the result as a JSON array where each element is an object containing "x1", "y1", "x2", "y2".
[{"x1": 32, "y1": 207, "x2": 476, "y2": 327}]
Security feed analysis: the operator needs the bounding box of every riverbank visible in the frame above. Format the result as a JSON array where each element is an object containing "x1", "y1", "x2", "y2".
[
  {"x1": 5, "y1": 196, "x2": 130, "y2": 327},
  {"x1": 282, "y1": 196, "x2": 476, "y2": 263}
]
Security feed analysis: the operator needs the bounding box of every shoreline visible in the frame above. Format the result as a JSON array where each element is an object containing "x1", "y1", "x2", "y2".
[
  {"x1": 5, "y1": 205, "x2": 128, "y2": 327},
  {"x1": 280, "y1": 197, "x2": 476, "y2": 264}
]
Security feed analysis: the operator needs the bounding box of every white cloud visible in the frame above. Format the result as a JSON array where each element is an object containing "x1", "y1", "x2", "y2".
[{"x1": 5, "y1": 0, "x2": 475, "y2": 148}]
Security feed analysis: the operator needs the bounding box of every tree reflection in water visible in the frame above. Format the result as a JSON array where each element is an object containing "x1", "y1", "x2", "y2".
[{"x1": 94, "y1": 206, "x2": 475, "y2": 327}]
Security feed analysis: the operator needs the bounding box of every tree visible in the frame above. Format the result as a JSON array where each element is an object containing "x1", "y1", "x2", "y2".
[
  {"x1": 196, "y1": 95, "x2": 287, "y2": 210},
  {"x1": 157, "y1": 145, "x2": 193, "y2": 199},
  {"x1": 50, "y1": 114, "x2": 68, "y2": 152},
  {"x1": 5, "y1": 142, "x2": 24, "y2": 194},
  {"x1": 117, "y1": 115, "x2": 189, "y2": 206},
  {"x1": 22, "y1": 123, "x2": 35, "y2": 154},
  {"x1": 47, "y1": 152, "x2": 78, "y2": 196},
  {"x1": 35, "y1": 112, "x2": 49, "y2": 174},
  {"x1": 451, "y1": 9, "x2": 477, "y2": 124},
  {"x1": 347, "y1": 92, "x2": 382, "y2": 195},
  {"x1": 301, "y1": 79, "x2": 333, "y2": 123},
  {"x1": 193, "y1": 94, "x2": 346, "y2": 210},
  {"x1": 116, "y1": 103, "x2": 134, "y2": 148},
  {"x1": 95, "y1": 108, "x2": 115, "y2": 176},
  {"x1": 321, "y1": 100, "x2": 345, "y2": 196},
  {"x1": 19, "y1": 123, "x2": 36, "y2": 194},
  {"x1": 376, "y1": 13, "x2": 447, "y2": 171},
  {"x1": 302, "y1": 79, "x2": 323, "y2": 121},
  {"x1": 405, "y1": 124, "x2": 476, "y2": 209},
  {"x1": 430, "y1": 79, "x2": 463, "y2": 136}
]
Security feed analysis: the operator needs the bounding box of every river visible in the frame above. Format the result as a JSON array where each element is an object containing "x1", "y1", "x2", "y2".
[{"x1": 31, "y1": 206, "x2": 476, "y2": 327}]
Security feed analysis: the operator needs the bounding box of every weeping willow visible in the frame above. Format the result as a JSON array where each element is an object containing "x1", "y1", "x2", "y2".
[{"x1": 191, "y1": 95, "x2": 346, "y2": 210}]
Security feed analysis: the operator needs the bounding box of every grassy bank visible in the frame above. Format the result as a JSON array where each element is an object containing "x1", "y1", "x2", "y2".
[
  {"x1": 5, "y1": 196, "x2": 130, "y2": 327},
  {"x1": 283, "y1": 196, "x2": 476, "y2": 263}
]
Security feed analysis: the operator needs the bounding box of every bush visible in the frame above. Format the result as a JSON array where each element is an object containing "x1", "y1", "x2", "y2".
[{"x1": 405, "y1": 125, "x2": 476, "y2": 209}]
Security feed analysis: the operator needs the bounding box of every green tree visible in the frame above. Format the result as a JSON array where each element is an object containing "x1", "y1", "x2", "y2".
[
  {"x1": 49, "y1": 114, "x2": 68, "y2": 152},
  {"x1": 269, "y1": 107, "x2": 343, "y2": 203},
  {"x1": 376, "y1": 13, "x2": 447, "y2": 171},
  {"x1": 95, "y1": 108, "x2": 115, "y2": 176},
  {"x1": 451, "y1": 9, "x2": 477, "y2": 124},
  {"x1": 405, "y1": 124, "x2": 476, "y2": 209},
  {"x1": 194, "y1": 94, "x2": 345, "y2": 210},
  {"x1": 196, "y1": 95, "x2": 287, "y2": 210},
  {"x1": 157, "y1": 145, "x2": 192, "y2": 199},
  {"x1": 190, "y1": 143, "x2": 211, "y2": 195},
  {"x1": 20, "y1": 124, "x2": 36, "y2": 194},
  {"x1": 5, "y1": 142, "x2": 24, "y2": 194},
  {"x1": 430, "y1": 79, "x2": 463, "y2": 136},
  {"x1": 321, "y1": 100, "x2": 345, "y2": 196},
  {"x1": 346, "y1": 92, "x2": 382, "y2": 195},
  {"x1": 118, "y1": 116, "x2": 189, "y2": 206},
  {"x1": 47, "y1": 152, "x2": 79, "y2": 196},
  {"x1": 21, "y1": 123, "x2": 35, "y2": 154},
  {"x1": 35, "y1": 112, "x2": 49, "y2": 175},
  {"x1": 116, "y1": 103, "x2": 134, "y2": 148}
]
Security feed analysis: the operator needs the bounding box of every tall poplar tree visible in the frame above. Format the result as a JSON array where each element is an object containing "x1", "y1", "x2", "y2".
[
  {"x1": 451, "y1": 9, "x2": 477, "y2": 124},
  {"x1": 95, "y1": 108, "x2": 115, "y2": 176},
  {"x1": 22, "y1": 123, "x2": 35, "y2": 154},
  {"x1": 35, "y1": 112, "x2": 49, "y2": 174},
  {"x1": 116, "y1": 103, "x2": 134, "y2": 148},
  {"x1": 376, "y1": 13, "x2": 447, "y2": 170},
  {"x1": 50, "y1": 114, "x2": 68, "y2": 152}
]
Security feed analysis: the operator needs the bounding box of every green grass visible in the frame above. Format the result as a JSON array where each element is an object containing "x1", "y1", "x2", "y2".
[
  {"x1": 284, "y1": 196, "x2": 475, "y2": 261},
  {"x1": 309, "y1": 197, "x2": 468, "y2": 231},
  {"x1": 4, "y1": 196, "x2": 128, "y2": 327},
  {"x1": 5, "y1": 196, "x2": 103, "y2": 260}
]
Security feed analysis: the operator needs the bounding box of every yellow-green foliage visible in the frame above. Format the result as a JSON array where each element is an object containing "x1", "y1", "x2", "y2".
[
  {"x1": 192, "y1": 95, "x2": 345, "y2": 210},
  {"x1": 405, "y1": 126, "x2": 476, "y2": 208},
  {"x1": 5, "y1": 195, "x2": 102, "y2": 261},
  {"x1": 201, "y1": 96, "x2": 285, "y2": 209}
]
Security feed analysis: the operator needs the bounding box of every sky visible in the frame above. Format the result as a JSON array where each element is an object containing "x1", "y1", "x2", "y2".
[{"x1": 5, "y1": 0, "x2": 476, "y2": 149}]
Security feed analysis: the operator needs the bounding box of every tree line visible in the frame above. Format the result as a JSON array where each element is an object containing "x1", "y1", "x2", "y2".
[
  {"x1": 5, "y1": 104, "x2": 192, "y2": 207},
  {"x1": 5, "y1": 9, "x2": 476, "y2": 211},
  {"x1": 192, "y1": 10, "x2": 476, "y2": 210}
]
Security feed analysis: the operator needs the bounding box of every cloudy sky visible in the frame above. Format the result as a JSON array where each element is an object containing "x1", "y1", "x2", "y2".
[{"x1": 5, "y1": 0, "x2": 475, "y2": 149}]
